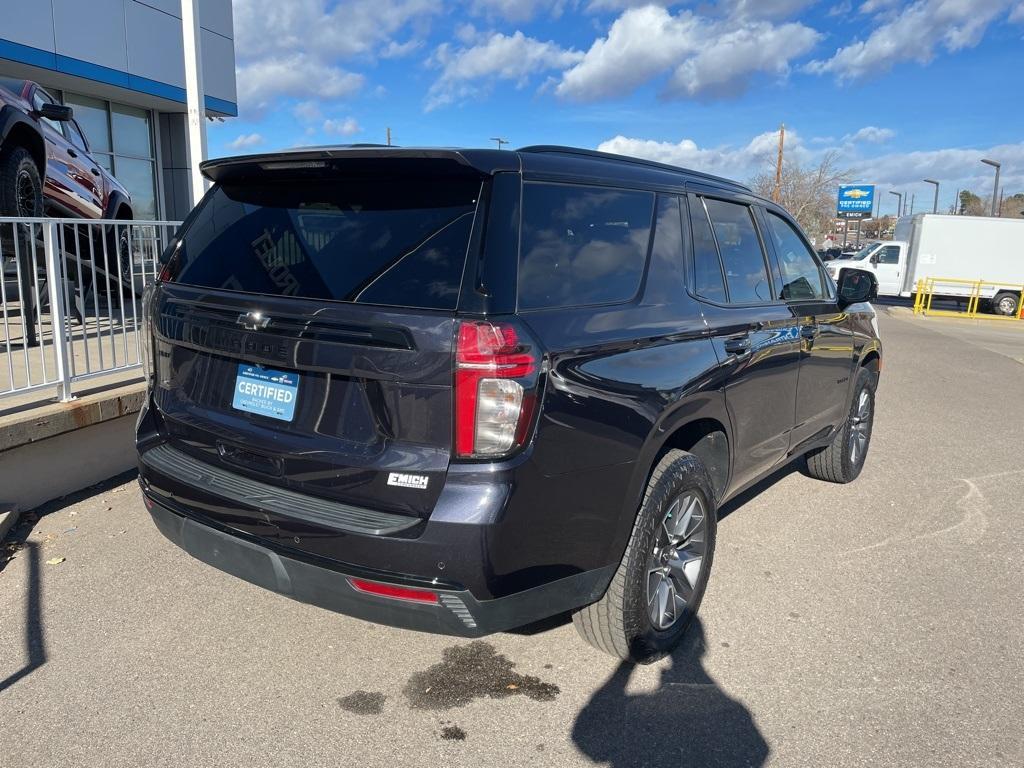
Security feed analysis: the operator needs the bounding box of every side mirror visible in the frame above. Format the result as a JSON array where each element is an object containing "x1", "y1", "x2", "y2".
[
  {"x1": 869, "y1": 252, "x2": 879, "y2": 265},
  {"x1": 38, "y1": 103, "x2": 73, "y2": 122},
  {"x1": 837, "y1": 268, "x2": 877, "y2": 308}
]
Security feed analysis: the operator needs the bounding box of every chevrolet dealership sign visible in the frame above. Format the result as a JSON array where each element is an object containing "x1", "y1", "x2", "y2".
[{"x1": 837, "y1": 184, "x2": 875, "y2": 220}]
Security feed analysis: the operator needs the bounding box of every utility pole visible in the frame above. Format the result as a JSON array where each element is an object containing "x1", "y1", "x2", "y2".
[
  {"x1": 773, "y1": 123, "x2": 785, "y2": 203},
  {"x1": 180, "y1": 0, "x2": 208, "y2": 206},
  {"x1": 386, "y1": 127, "x2": 392, "y2": 147},
  {"x1": 490, "y1": 137, "x2": 509, "y2": 150},
  {"x1": 953, "y1": 188, "x2": 961, "y2": 214},
  {"x1": 924, "y1": 179, "x2": 939, "y2": 214},
  {"x1": 909, "y1": 193, "x2": 915, "y2": 216}
]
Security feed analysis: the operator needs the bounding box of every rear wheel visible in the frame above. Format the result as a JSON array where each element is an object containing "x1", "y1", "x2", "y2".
[
  {"x1": 992, "y1": 291, "x2": 1019, "y2": 317},
  {"x1": 573, "y1": 450, "x2": 717, "y2": 664},
  {"x1": 803, "y1": 366, "x2": 875, "y2": 483}
]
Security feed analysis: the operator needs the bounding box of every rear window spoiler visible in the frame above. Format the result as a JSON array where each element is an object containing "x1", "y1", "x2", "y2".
[{"x1": 200, "y1": 146, "x2": 521, "y2": 184}]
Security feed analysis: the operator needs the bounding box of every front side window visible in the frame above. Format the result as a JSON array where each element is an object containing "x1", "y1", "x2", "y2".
[
  {"x1": 31, "y1": 89, "x2": 62, "y2": 134},
  {"x1": 877, "y1": 245, "x2": 900, "y2": 264},
  {"x1": 703, "y1": 198, "x2": 772, "y2": 304},
  {"x1": 518, "y1": 183, "x2": 654, "y2": 310},
  {"x1": 64, "y1": 120, "x2": 89, "y2": 153},
  {"x1": 766, "y1": 212, "x2": 825, "y2": 301}
]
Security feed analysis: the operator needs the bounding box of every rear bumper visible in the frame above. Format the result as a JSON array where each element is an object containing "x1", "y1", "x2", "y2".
[{"x1": 144, "y1": 494, "x2": 614, "y2": 637}]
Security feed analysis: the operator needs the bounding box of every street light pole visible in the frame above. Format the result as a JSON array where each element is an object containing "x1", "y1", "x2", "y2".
[
  {"x1": 490, "y1": 137, "x2": 509, "y2": 150},
  {"x1": 981, "y1": 158, "x2": 1001, "y2": 216},
  {"x1": 923, "y1": 179, "x2": 939, "y2": 214},
  {"x1": 889, "y1": 191, "x2": 903, "y2": 220}
]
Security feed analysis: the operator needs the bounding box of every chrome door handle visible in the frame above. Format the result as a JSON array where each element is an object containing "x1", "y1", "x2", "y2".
[{"x1": 724, "y1": 335, "x2": 752, "y2": 354}]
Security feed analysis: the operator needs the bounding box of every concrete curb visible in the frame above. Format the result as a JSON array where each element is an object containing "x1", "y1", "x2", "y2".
[{"x1": 0, "y1": 504, "x2": 20, "y2": 541}]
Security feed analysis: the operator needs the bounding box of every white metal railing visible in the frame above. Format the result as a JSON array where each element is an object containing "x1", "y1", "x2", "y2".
[{"x1": 0, "y1": 217, "x2": 180, "y2": 403}]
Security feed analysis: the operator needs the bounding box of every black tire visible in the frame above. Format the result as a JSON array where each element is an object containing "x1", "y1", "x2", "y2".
[
  {"x1": 803, "y1": 366, "x2": 875, "y2": 484},
  {"x1": 992, "y1": 291, "x2": 1019, "y2": 317},
  {"x1": 0, "y1": 145, "x2": 43, "y2": 217},
  {"x1": 573, "y1": 450, "x2": 717, "y2": 664}
]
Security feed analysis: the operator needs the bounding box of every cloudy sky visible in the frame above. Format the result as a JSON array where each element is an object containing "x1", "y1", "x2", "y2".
[{"x1": 211, "y1": 0, "x2": 1024, "y2": 214}]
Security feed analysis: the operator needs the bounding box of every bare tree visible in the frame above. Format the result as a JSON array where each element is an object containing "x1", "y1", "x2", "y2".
[{"x1": 750, "y1": 151, "x2": 852, "y2": 242}]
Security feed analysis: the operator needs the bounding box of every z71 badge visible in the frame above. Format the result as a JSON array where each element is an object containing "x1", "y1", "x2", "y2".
[{"x1": 387, "y1": 472, "x2": 429, "y2": 490}]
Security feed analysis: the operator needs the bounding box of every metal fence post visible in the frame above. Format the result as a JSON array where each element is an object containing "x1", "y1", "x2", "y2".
[{"x1": 43, "y1": 220, "x2": 74, "y2": 402}]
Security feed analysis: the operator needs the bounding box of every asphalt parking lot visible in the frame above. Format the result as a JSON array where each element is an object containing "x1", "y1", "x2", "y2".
[{"x1": 2, "y1": 309, "x2": 1023, "y2": 768}]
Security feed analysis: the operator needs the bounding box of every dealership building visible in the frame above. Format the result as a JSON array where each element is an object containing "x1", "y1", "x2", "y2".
[{"x1": 0, "y1": 0, "x2": 237, "y2": 220}]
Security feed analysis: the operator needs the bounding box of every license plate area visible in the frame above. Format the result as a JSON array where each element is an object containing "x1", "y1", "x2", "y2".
[{"x1": 232, "y1": 364, "x2": 299, "y2": 422}]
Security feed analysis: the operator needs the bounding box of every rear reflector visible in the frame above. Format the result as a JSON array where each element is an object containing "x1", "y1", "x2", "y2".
[{"x1": 348, "y1": 578, "x2": 439, "y2": 604}]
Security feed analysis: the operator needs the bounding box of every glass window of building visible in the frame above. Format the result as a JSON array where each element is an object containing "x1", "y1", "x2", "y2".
[{"x1": 63, "y1": 93, "x2": 158, "y2": 219}]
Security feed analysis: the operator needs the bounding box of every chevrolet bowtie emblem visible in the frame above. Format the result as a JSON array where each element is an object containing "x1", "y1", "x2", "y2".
[{"x1": 237, "y1": 311, "x2": 271, "y2": 331}]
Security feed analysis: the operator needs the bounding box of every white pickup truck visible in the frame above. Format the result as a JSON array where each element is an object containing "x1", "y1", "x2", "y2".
[{"x1": 825, "y1": 214, "x2": 1024, "y2": 315}]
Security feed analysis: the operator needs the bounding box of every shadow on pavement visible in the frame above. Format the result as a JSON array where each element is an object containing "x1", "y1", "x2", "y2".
[
  {"x1": 0, "y1": 540, "x2": 45, "y2": 694},
  {"x1": 572, "y1": 618, "x2": 768, "y2": 768}
]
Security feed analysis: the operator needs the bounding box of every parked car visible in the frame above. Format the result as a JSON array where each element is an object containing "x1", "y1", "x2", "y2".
[
  {"x1": 0, "y1": 78, "x2": 133, "y2": 275},
  {"x1": 135, "y1": 146, "x2": 882, "y2": 663}
]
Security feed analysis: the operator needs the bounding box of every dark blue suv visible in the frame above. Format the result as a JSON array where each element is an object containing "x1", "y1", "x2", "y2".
[{"x1": 136, "y1": 146, "x2": 881, "y2": 663}]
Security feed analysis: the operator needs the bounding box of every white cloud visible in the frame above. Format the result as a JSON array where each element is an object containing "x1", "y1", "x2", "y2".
[
  {"x1": 426, "y1": 31, "x2": 584, "y2": 110},
  {"x1": 237, "y1": 54, "x2": 364, "y2": 113},
  {"x1": 844, "y1": 126, "x2": 896, "y2": 144},
  {"x1": 597, "y1": 129, "x2": 809, "y2": 180},
  {"x1": 586, "y1": 0, "x2": 815, "y2": 18},
  {"x1": 231, "y1": 0, "x2": 436, "y2": 113},
  {"x1": 1011, "y1": 2, "x2": 1024, "y2": 21},
  {"x1": 556, "y1": 6, "x2": 820, "y2": 102},
  {"x1": 322, "y1": 117, "x2": 362, "y2": 136},
  {"x1": 598, "y1": 129, "x2": 1024, "y2": 200},
  {"x1": 809, "y1": 0, "x2": 1016, "y2": 80},
  {"x1": 380, "y1": 39, "x2": 422, "y2": 58},
  {"x1": 292, "y1": 100, "x2": 322, "y2": 123},
  {"x1": 228, "y1": 133, "x2": 264, "y2": 150}
]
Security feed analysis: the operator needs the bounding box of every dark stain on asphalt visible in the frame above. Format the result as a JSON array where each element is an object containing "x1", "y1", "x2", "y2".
[
  {"x1": 338, "y1": 690, "x2": 386, "y2": 715},
  {"x1": 440, "y1": 724, "x2": 467, "y2": 741},
  {"x1": 404, "y1": 641, "x2": 560, "y2": 710}
]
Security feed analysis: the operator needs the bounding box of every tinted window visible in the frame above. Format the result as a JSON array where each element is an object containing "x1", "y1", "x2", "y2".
[
  {"x1": 64, "y1": 120, "x2": 89, "y2": 153},
  {"x1": 518, "y1": 183, "x2": 653, "y2": 310},
  {"x1": 168, "y1": 176, "x2": 479, "y2": 310},
  {"x1": 704, "y1": 198, "x2": 771, "y2": 303},
  {"x1": 766, "y1": 212, "x2": 825, "y2": 301},
  {"x1": 878, "y1": 245, "x2": 900, "y2": 264},
  {"x1": 691, "y1": 198, "x2": 726, "y2": 302}
]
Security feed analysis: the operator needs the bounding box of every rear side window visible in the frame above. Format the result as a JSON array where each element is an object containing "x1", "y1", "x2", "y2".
[
  {"x1": 518, "y1": 183, "x2": 654, "y2": 310},
  {"x1": 691, "y1": 198, "x2": 727, "y2": 303},
  {"x1": 166, "y1": 176, "x2": 480, "y2": 310},
  {"x1": 703, "y1": 198, "x2": 772, "y2": 304}
]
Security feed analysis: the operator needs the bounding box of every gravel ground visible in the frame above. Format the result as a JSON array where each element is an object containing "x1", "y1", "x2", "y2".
[{"x1": 2, "y1": 309, "x2": 1022, "y2": 768}]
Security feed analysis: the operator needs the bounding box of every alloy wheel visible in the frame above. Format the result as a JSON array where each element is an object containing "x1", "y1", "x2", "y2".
[
  {"x1": 646, "y1": 492, "x2": 707, "y2": 631},
  {"x1": 16, "y1": 169, "x2": 37, "y2": 216},
  {"x1": 849, "y1": 388, "x2": 871, "y2": 465},
  {"x1": 998, "y1": 296, "x2": 1017, "y2": 316}
]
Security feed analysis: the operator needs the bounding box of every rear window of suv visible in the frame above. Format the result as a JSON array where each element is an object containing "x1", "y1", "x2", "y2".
[{"x1": 166, "y1": 175, "x2": 480, "y2": 310}]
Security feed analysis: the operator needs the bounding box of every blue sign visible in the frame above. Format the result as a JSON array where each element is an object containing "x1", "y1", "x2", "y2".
[
  {"x1": 837, "y1": 184, "x2": 875, "y2": 219},
  {"x1": 232, "y1": 364, "x2": 299, "y2": 422}
]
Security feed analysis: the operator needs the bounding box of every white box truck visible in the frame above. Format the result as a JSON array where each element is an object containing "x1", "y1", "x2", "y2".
[{"x1": 825, "y1": 214, "x2": 1024, "y2": 315}]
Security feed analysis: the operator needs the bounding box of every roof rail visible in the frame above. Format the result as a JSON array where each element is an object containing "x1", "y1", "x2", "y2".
[{"x1": 516, "y1": 145, "x2": 753, "y2": 193}]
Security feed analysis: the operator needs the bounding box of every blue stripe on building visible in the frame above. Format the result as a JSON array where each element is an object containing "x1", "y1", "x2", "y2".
[{"x1": 0, "y1": 38, "x2": 237, "y2": 117}]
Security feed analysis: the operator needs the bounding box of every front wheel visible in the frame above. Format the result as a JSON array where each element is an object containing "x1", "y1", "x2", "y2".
[
  {"x1": 573, "y1": 450, "x2": 717, "y2": 664},
  {"x1": 803, "y1": 366, "x2": 875, "y2": 483}
]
